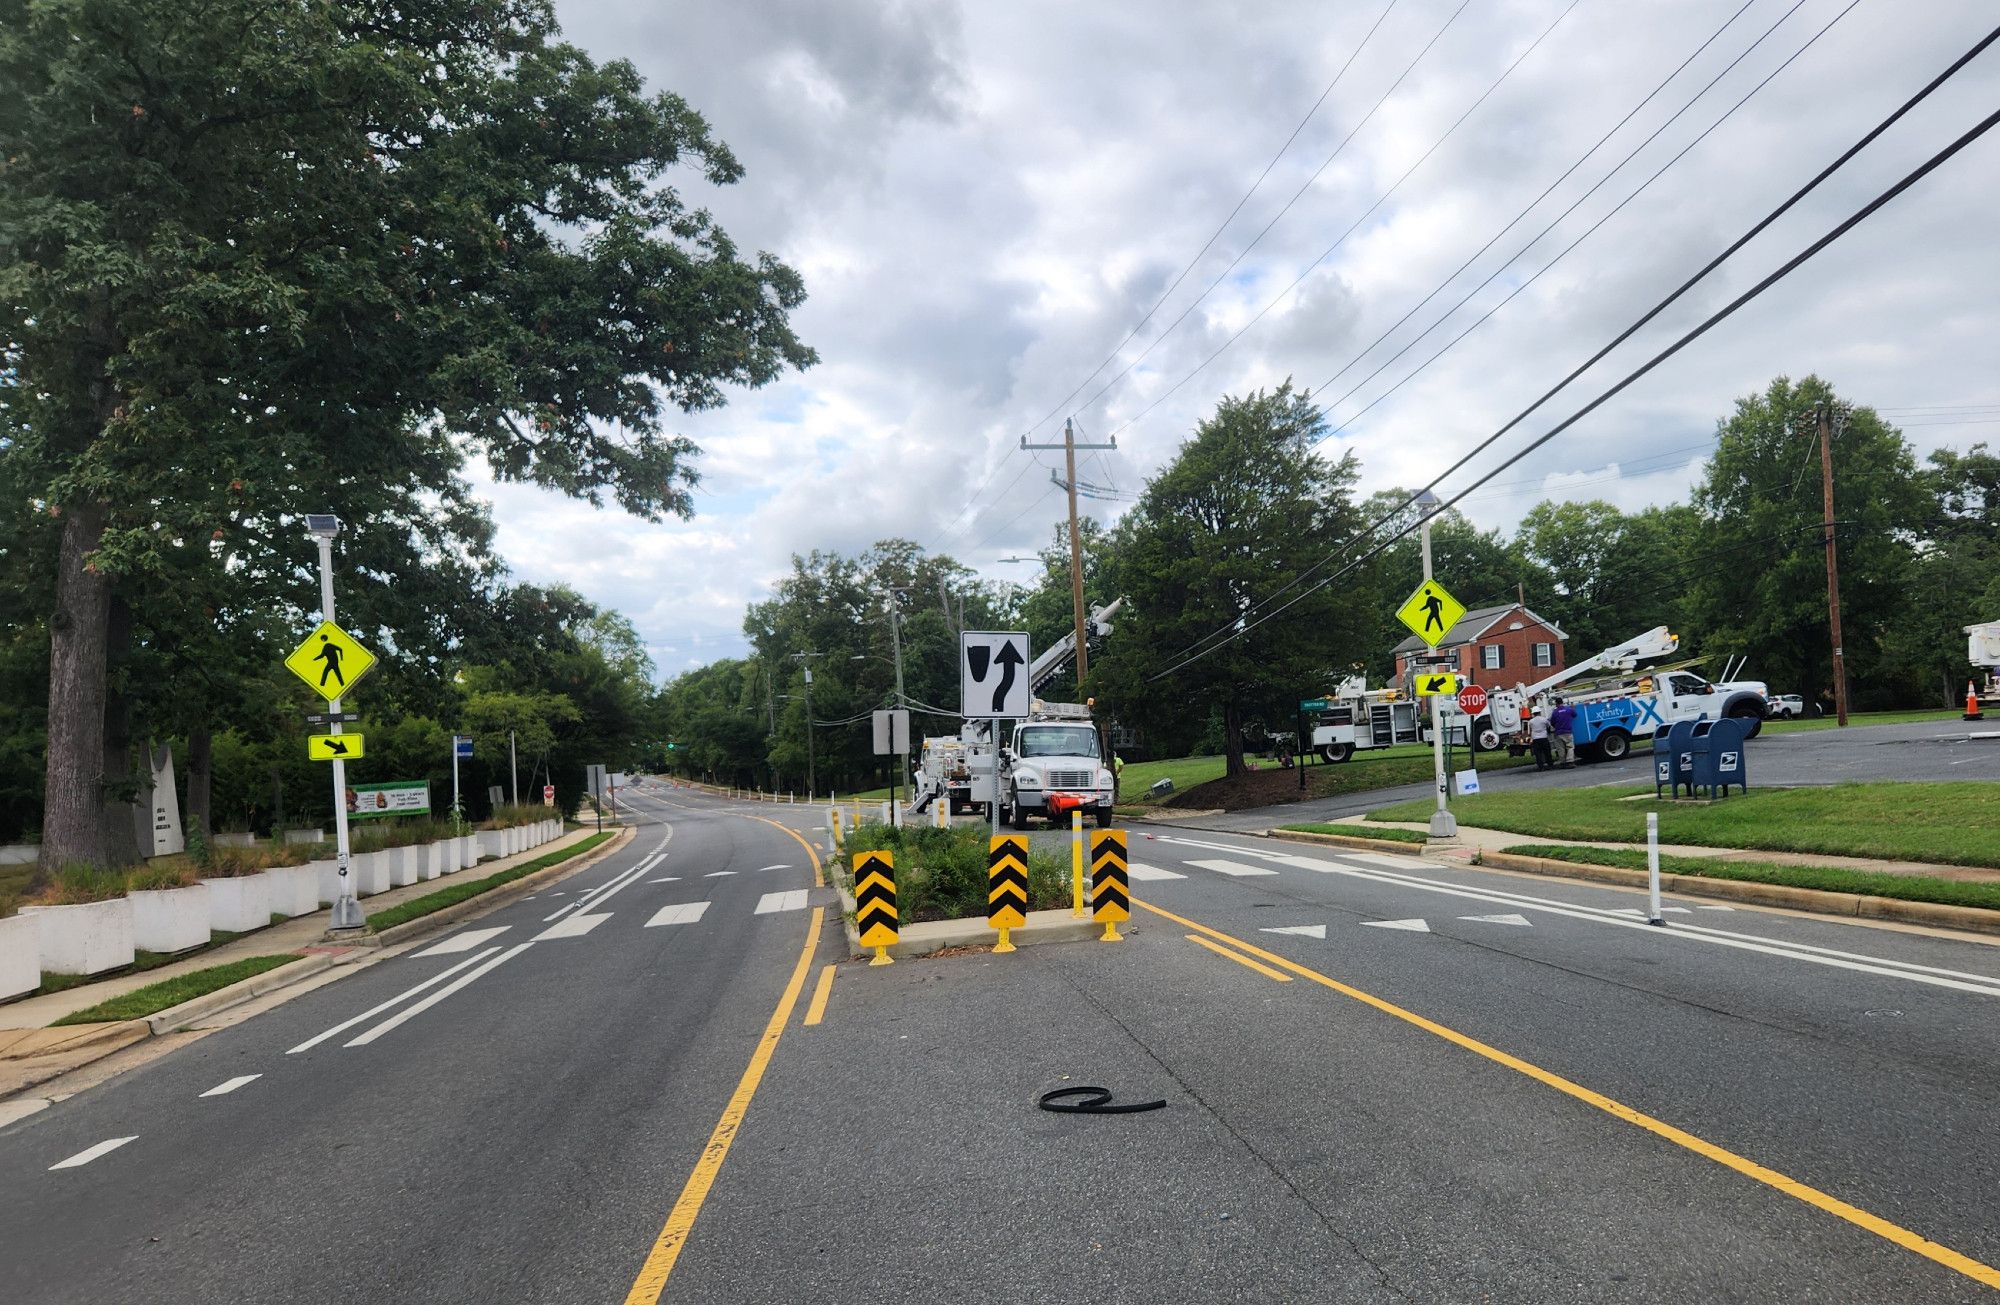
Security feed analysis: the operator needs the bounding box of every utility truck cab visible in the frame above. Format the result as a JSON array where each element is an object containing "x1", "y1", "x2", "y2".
[{"x1": 1003, "y1": 702, "x2": 1116, "y2": 829}]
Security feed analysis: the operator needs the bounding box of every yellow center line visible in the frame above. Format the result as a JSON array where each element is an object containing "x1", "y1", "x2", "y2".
[
  {"x1": 802, "y1": 963, "x2": 838, "y2": 1026},
  {"x1": 1137, "y1": 898, "x2": 2000, "y2": 1292},
  {"x1": 1185, "y1": 932, "x2": 1293, "y2": 982},
  {"x1": 624, "y1": 906, "x2": 825, "y2": 1303}
]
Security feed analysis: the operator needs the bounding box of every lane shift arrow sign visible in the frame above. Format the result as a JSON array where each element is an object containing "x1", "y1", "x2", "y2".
[{"x1": 992, "y1": 642, "x2": 1023, "y2": 714}]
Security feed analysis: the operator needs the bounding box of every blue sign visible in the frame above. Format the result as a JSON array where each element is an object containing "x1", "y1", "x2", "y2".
[{"x1": 454, "y1": 735, "x2": 474, "y2": 758}]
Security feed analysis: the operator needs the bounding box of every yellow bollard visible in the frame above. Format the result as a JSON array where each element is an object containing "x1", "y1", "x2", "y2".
[{"x1": 1071, "y1": 808, "x2": 1085, "y2": 917}]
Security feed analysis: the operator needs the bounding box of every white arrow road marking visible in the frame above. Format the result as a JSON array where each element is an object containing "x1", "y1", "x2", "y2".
[
  {"x1": 755, "y1": 890, "x2": 809, "y2": 914},
  {"x1": 1189, "y1": 859, "x2": 1278, "y2": 878},
  {"x1": 49, "y1": 1137, "x2": 136, "y2": 1170},
  {"x1": 756, "y1": 864, "x2": 792, "y2": 872},
  {"x1": 414, "y1": 926, "x2": 510, "y2": 957},
  {"x1": 289, "y1": 947, "x2": 501, "y2": 1054},
  {"x1": 648, "y1": 877, "x2": 680, "y2": 884},
  {"x1": 646, "y1": 901, "x2": 711, "y2": 928},
  {"x1": 704, "y1": 870, "x2": 737, "y2": 877},
  {"x1": 346, "y1": 943, "x2": 533, "y2": 1047},
  {"x1": 199, "y1": 1075, "x2": 262, "y2": 1098},
  {"x1": 1260, "y1": 925, "x2": 1327, "y2": 939},
  {"x1": 1364, "y1": 919, "x2": 1431, "y2": 932},
  {"x1": 1126, "y1": 862, "x2": 1187, "y2": 881},
  {"x1": 1460, "y1": 913, "x2": 1532, "y2": 927},
  {"x1": 532, "y1": 912, "x2": 611, "y2": 942}
]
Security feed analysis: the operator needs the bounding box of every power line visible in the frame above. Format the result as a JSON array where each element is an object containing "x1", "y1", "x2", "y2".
[
  {"x1": 1014, "y1": 0, "x2": 1408, "y2": 444},
  {"x1": 1146, "y1": 94, "x2": 2000, "y2": 682},
  {"x1": 1166, "y1": 18, "x2": 1997, "y2": 663}
]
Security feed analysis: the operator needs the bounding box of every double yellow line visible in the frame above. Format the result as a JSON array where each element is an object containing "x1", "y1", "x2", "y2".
[{"x1": 1154, "y1": 899, "x2": 2000, "y2": 1292}]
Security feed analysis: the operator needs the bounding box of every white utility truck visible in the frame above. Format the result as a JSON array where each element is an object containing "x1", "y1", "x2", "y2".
[
  {"x1": 1000, "y1": 701, "x2": 1116, "y2": 829},
  {"x1": 1307, "y1": 675, "x2": 1426, "y2": 763},
  {"x1": 1968, "y1": 620, "x2": 2000, "y2": 713}
]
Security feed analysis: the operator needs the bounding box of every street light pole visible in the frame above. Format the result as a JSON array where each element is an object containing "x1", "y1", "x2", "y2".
[
  {"x1": 1416, "y1": 493, "x2": 1458, "y2": 841},
  {"x1": 307, "y1": 516, "x2": 364, "y2": 930}
]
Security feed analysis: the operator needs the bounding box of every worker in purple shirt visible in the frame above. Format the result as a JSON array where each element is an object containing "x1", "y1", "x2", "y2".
[{"x1": 1549, "y1": 697, "x2": 1576, "y2": 768}]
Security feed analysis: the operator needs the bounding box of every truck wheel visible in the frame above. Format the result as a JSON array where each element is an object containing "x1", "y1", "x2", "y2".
[
  {"x1": 1726, "y1": 700, "x2": 1765, "y2": 738},
  {"x1": 1318, "y1": 742, "x2": 1354, "y2": 764},
  {"x1": 1009, "y1": 792, "x2": 1030, "y2": 831},
  {"x1": 1476, "y1": 728, "x2": 1501, "y2": 752},
  {"x1": 1595, "y1": 728, "x2": 1632, "y2": 761}
]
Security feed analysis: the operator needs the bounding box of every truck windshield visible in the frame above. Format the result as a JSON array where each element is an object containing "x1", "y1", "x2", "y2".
[{"x1": 1015, "y1": 726, "x2": 1100, "y2": 759}]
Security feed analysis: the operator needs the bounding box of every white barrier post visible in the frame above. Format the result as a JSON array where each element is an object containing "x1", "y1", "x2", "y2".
[{"x1": 1646, "y1": 812, "x2": 1665, "y2": 926}]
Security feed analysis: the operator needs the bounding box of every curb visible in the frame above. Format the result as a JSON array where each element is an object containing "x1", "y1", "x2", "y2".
[
  {"x1": 339, "y1": 826, "x2": 636, "y2": 949},
  {"x1": 1266, "y1": 829, "x2": 1436, "y2": 857},
  {"x1": 147, "y1": 952, "x2": 347, "y2": 1035},
  {"x1": 825, "y1": 861, "x2": 1101, "y2": 958},
  {"x1": 1476, "y1": 849, "x2": 2000, "y2": 938}
]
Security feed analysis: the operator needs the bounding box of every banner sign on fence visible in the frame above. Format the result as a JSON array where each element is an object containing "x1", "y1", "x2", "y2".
[{"x1": 347, "y1": 780, "x2": 430, "y2": 819}]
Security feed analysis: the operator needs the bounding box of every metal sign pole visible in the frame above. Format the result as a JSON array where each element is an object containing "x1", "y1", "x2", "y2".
[
  {"x1": 315, "y1": 532, "x2": 362, "y2": 930},
  {"x1": 1419, "y1": 508, "x2": 1457, "y2": 841}
]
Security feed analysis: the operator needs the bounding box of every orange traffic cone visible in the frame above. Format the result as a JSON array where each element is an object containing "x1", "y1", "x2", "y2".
[{"x1": 1967, "y1": 681, "x2": 1984, "y2": 722}]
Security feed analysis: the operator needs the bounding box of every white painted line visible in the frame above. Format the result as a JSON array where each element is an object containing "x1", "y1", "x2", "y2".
[
  {"x1": 543, "y1": 858, "x2": 657, "y2": 922},
  {"x1": 1342, "y1": 851, "x2": 1428, "y2": 869},
  {"x1": 1363, "y1": 918, "x2": 1431, "y2": 932},
  {"x1": 755, "y1": 890, "x2": 810, "y2": 915},
  {"x1": 288, "y1": 947, "x2": 501, "y2": 1054},
  {"x1": 1261, "y1": 924, "x2": 1327, "y2": 939},
  {"x1": 756, "y1": 864, "x2": 792, "y2": 872},
  {"x1": 1268, "y1": 854, "x2": 1344, "y2": 872},
  {"x1": 648, "y1": 877, "x2": 681, "y2": 884},
  {"x1": 345, "y1": 943, "x2": 532, "y2": 1047},
  {"x1": 49, "y1": 1137, "x2": 136, "y2": 1170},
  {"x1": 532, "y1": 912, "x2": 612, "y2": 941},
  {"x1": 199, "y1": 1074, "x2": 262, "y2": 1098},
  {"x1": 1460, "y1": 913, "x2": 1532, "y2": 927},
  {"x1": 1126, "y1": 862, "x2": 1187, "y2": 881},
  {"x1": 414, "y1": 926, "x2": 510, "y2": 957},
  {"x1": 646, "y1": 901, "x2": 711, "y2": 928},
  {"x1": 703, "y1": 870, "x2": 737, "y2": 877},
  {"x1": 1695, "y1": 904, "x2": 1736, "y2": 911},
  {"x1": 1188, "y1": 858, "x2": 1278, "y2": 878}
]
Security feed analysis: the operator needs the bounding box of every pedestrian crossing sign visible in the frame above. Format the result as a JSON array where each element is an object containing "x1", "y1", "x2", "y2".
[
  {"x1": 1396, "y1": 580, "x2": 1465, "y2": 650},
  {"x1": 284, "y1": 621, "x2": 378, "y2": 703}
]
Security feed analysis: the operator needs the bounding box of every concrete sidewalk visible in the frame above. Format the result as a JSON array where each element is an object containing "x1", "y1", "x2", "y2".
[
  {"x1": 0, "y1": 826, "x2": 598, "y2": 1033},
  {"x1": 1313, "y1": 814, "x2": 2000, "y2": 884}
]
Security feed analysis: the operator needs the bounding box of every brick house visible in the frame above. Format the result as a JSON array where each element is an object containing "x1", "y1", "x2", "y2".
[{"x1": 1393, "y1": 603, "x2": 1566, "y2": 690}]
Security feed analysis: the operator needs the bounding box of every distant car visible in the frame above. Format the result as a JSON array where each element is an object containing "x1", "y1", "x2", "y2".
[{"x1": 1766, "y1": 693, "x2": 1808, "y2": 719}]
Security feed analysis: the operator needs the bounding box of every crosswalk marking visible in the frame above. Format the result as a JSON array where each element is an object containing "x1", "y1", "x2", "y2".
[
  {"x1": 1460, "y1": 913, "x2": 1532, "y2": 927},
  {"x1": 414, "y1": 926, "x2": 510, "y2": 957},
  {"x1": 1268, "y1": 854, "x2": 1343, "y2": 872},
  {"x1": 200, "y1": 1075, "x2": 262, "y2": 1098},
  {"x1": 532, "y1": 912, "x2": 611, "y2": 942},
  {"x1": 755, "y1": 890, "x2": 809, "y2": 914},
  {"x1": 1188, "y1": 858, "x2": 1278, "y2": 878},
  {"x1": 1126, "y1": 862, "x2": 1187, "y2": 881},
  {"x1": 646, "y1": 901, "x2": 711, "y2": 928},
  {"x1": 49, "y1": 1137, "x2": 136, "y2": 1170}
]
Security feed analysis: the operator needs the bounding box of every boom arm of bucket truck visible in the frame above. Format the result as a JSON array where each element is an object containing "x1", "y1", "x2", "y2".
[
  {"x1": 1029, "y1": 598, "x2": 1126, "y2": 692},
  {"x1": 1484, "y1": 626, "x2": 1682, "y2": 736}
]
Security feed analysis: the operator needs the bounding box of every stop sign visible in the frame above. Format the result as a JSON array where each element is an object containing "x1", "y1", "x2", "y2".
[{"x1": 1457, "y1": 685, "x2": 1489, "y2": 715}]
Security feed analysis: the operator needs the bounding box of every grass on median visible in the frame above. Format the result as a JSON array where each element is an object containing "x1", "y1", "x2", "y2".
[
  {"x1": 840, "y1": 822, "x2": 1069, "y2": 923},
  {"x1": 1502, "y1": 843, "x2": 2000, "y2": 913},
  {"x1": 1278, "y1": 823, "x2": 1431, "y2": 845},
  {"x1": 365, "y1": 831, "x2": 613, "y2": 933},
  {"x1": 50, "y1": 955, "x2": 301, "y2": 1026},
  {"x1": 1367, "y1": 782, "x2": 2000, "y2": 869},
  {"x1": 1759, "y1": 707, "x2": 1962, "y2": 735}
]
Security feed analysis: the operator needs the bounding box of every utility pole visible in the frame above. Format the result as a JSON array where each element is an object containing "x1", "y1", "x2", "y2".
[
  {"x1": 1022, "y1": 420, "x2": 1116, "y2": 689},
  {"x1": 789, "y1": 651, "x2": 825, "y2": 798},
  {"x1": 1819, "y1": 404, "x2": 1849, "y2": 727}
]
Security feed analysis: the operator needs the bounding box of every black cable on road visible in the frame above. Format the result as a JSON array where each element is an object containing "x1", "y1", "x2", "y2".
[
  {"x1": 1039, "y1": 1086, "x2": 1168, "y2": 1114},
  {"x1": 1161, "y1": 20, "x2": 2000, "y2": 666},
  {"x1": 1146, "y1": 98, "x2": 2000, "y2": 683}
]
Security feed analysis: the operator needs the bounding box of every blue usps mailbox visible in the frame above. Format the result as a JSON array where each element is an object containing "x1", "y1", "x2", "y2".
[{"x1": 1695, "y1": 717, "x2": 1749, "y2": 798}]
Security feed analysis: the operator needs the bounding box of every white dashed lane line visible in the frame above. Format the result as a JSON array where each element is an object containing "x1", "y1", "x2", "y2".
[
  {"x1": 199, "y1": 1075, "x2": 262, "y2": 1098},
  {"x1": 49, "y1": 1137, "x2": 136, "y2": 1170}
]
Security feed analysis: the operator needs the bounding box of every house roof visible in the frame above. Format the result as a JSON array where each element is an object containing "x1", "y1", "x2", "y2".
[{"x1": 1392, "y1": 604, "x2": 1568, "y2": 655}]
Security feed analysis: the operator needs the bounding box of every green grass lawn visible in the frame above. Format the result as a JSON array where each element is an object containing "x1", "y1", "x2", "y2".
[
  {"x1": 1503, "y1": 843, "x2": 2000, "y2": 912},
  {"x1": 1280, "y1": 823, "x2": 1431, "y2": 844},
  {"x1": 51, "y1": 955, "x2": 301, "y2": 1026},
  {"x1": 366, "y1": 831, "x2": 611, "y2": 932},
  {"x1": 1760, "y1": 708, "x2": 1961, "y2": 734},
  {"x1": 1369, "y1": 782, "x2": 2000, "y2": 868}
]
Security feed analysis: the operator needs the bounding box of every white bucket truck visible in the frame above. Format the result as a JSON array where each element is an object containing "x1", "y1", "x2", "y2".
[{"x1": 1000, "y1": 701, "x2": 1116, "y2": 830}]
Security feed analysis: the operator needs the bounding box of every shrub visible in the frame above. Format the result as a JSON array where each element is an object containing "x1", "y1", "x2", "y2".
[
  {"x1": 28, "y1": 863, "x2": 132, "y2": 905},
  {"x1": 842, "y1": 823, "x2": 1070, "y2": 923}
]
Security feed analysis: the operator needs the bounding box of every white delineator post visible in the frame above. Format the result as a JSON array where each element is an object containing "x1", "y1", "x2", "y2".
[
  {"x1": 1419, "y1": 501, "x2": 1457, "y2": 841},
  {"x1": 1646, "y1": 811, "x2": 1665, "y2": 926},
  {"x1": 314, "y1": 529, "x2": 363, "y2": 931}
]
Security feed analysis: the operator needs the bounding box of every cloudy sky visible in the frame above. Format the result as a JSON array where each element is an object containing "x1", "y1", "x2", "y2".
[{"x1": 479, "y1": 0, "x2": 2000, "y2": 679}]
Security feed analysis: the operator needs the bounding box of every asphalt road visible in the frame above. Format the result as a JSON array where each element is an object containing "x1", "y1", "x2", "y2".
[
  {"x1": 1187, "y1": 717, "x2": 2000, "y2": 830},
  {"x1": 7, "y1": 783, "x2": 1998, "y2": 1302}
]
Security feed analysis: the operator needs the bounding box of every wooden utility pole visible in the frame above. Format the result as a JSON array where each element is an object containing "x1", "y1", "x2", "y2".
[
  {"x1": 1819, "y1": 404, "x2": 1849, "y2": 727},
  {"x1": 1021, "y1": 419, "x2": 1116, "y2": 690}
]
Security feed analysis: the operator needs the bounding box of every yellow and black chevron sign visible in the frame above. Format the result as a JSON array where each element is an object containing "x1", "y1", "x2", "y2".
[
  {"x1": 987, "y1": 835, "x2": 1029, "y2": 930},
  {"x1": 854, "y1": 851, "x2": 898, "y2": 948},
  {"x1": 1090, "y1": 830, "x2": 1130, "y2": 923}
]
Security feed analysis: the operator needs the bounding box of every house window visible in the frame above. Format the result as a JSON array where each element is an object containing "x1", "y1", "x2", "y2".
[
  {"x1": 1533, "y1": 642, "x2": 1554, "y2": 667},
  {"x1": 1481, "y1": 645, "x2": 1502, "y2": 670}
]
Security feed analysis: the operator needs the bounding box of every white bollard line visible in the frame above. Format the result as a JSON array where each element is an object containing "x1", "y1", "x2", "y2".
[{"x1": 1647, "y1": 811, "x2": 1665, "y2": 926}]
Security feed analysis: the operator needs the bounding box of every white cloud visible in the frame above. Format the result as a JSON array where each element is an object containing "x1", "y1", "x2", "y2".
[{"x1": 475, "y1": 0, "x2": 2000, "y2": 680}]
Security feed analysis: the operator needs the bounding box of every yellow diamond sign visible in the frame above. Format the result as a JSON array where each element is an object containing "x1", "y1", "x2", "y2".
[
  {"x1": 1413, "y1": 671, "x2": 1460, "y2": 697},
  {"x1": 1396, "y1": 580, "x2": 1465, "y2": 650},
  {"x1": 284, "y1": 622, "x2": 378, "y2": 703}
]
